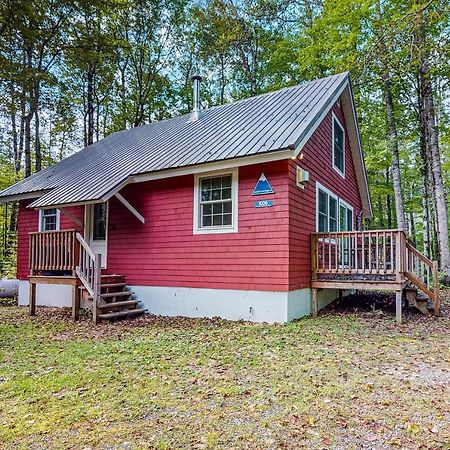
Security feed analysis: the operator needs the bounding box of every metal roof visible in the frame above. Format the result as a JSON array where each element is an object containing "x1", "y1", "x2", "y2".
[{"x1": 0, "y1": 72, "x2": 350, "y2": 208}]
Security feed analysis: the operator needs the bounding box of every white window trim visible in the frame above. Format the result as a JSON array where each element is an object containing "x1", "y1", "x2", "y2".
[
  {"x1": 339, "y1": 198, "x2": 354, "y2": 231},
  {"x1": 84, "y1": 202, "x2": 109, "y2": 269},
  {"x1": 316, "y1": 182, "x2": 338, "y2": 233},
  {"x1": 332, "y1": 112, "x2": 345, "y2": 179},
  {"x1": 38, "y1": 208, "x2": 60, "y2": 232},
  {"x1": 193, "y1": 168, "x2": 238, "y2": 234},
  {"x1": 316, "y1": 182, "x2": 354, "y2": 233}
]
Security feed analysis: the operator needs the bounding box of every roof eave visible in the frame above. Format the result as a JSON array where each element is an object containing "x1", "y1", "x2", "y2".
[
  {"x1": 28, "y1": 148, "x2": 295, "y2": 209},
  {"x1": 0, "y1": 190, "x2": 50, "y2": 204}
]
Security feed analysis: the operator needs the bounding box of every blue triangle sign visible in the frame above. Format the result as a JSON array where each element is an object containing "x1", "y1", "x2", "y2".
[{"x1": 252, "y1": 173, "x2": 274, "y2": 195}]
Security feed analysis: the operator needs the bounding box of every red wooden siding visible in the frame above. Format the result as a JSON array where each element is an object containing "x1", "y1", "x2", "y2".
[
  {"x1": 16, "y1": 200, "x2": 84, "y2": 280},
  {"x1": 288, "y1": 102, "x2": 363, "y2": 290},
  {"x1": 106, "y1": 161, "x2": 290, "y2": 291},
  {"x1": 16, "y1": 99, "x2": 364, "y2": 293}
]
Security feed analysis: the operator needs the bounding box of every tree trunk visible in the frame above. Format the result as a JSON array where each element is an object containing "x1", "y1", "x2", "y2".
[
  {"x1": 34, "y1": 85, "x2": 41, "y2": 172},
  {"x1": 385, "y1": 169, "x2": 392, "y2": 229},
  {"x1": 220, "y1": 54, "x2": 226, "y2": 105},
  {"x1": 377, "y1": 197, "x2": 385, "y2": 228},
  {"x1": 24, "y1": 45, "x2": 33, "y2": 178},
  {"x1": 86, "y1": 62, "x2": 95, "y2": 145},
  {"x1": 376, "y1": 1, "x2": 407, "y2": 233},
  {"x1": 9, "y1": 83, "x2": 20, "y2": 175},
  {"x1": 417, "y1": 11, "x2": 450, "y2": 278},
  {"x1": 418, "y1": 85, "x2": 431, "y2": 258}
]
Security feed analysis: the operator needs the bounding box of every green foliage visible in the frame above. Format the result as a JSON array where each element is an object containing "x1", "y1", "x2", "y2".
[{"x1": 0, "y1": 0, "x2": 448, "y2": 273}]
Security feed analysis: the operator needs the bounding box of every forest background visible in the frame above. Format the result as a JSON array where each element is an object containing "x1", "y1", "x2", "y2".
[{"x1": 0, "y1": 0, "x2": 448, "y2": 278}]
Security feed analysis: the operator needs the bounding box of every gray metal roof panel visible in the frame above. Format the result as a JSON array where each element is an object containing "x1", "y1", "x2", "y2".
[{"x1": 0, "y1": 72, "x2": 349, "y2": 207}]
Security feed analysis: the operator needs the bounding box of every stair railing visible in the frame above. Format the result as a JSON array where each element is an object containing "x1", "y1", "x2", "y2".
[
  {"x1": 404, "y1": 240, "x2": 440, "y2": 316},
  {"x1": 75, "y1": 233, "x2": 101, "y2": 323}
]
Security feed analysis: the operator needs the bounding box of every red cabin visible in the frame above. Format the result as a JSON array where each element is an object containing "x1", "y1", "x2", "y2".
[{"x1": 0, "y1": 73, "x2": 439, "y2": 323}]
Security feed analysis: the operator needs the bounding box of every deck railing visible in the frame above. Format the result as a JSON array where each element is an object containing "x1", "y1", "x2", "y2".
[
  {"x1": 75, "y1": 232, "x2": 101, "y2": 323},
  {"x1": 311, "y1": 229, "x2": 405, "y2": 279},
  {"x1": 311, "y1": 229, "x2": 440, "y2": 315},
  {"x1": 29, "y1": 229, "x2": 79, "y2": 275}
]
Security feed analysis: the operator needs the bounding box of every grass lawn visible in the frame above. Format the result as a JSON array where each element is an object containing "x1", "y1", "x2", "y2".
[{"x1": 0, "y1": 293, "x2": 449, "y2": 449}]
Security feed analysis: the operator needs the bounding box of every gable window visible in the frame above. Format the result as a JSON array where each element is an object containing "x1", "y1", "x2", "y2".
[
  {"x1": 39, "y1": 208, "x2": 60, "y2": 232},
  {"x1": 332, "y1": 114, "x2": 345, "y2": 177},
  {"x1": 194, "y1": 169, "x2": 238, "y2": 234},
  {"x1": 317, "y1": 185, "x2": 338, "y2": 232}
]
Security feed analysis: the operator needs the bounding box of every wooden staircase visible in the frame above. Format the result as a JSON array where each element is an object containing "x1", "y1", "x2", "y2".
[
  {"x1": 79, "y1": 274, "x2": 147, "y2": 323},
  {"x1": 404, "y1": 286, "x2": 435, "y2": 316},
  {"x1": 75, "y1": 233, "x2": 146, "y2": 323}
]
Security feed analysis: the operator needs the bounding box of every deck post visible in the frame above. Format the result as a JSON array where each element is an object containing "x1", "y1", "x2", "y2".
[
  {"x1": 395, "y1": 289, "x2": 402, "y2": 325},
  {"x1": 338, "y1": 289, "x2": 343, "y2": 302},
  {"x1": 92, "y1": 253, "x2": 102, "y2": 324},
  {"x1": 432, "y1": 261, "x2": 440, "y2": 317},
  {"x1": 29, "y1": 281, "x2": 36, "y2": 316},
  {"x1": 72, "y1": 284, "x2": 80, "y2": 321},
  {"x1": 312, "y1": 288, "x2": 318, "y2": 318}
]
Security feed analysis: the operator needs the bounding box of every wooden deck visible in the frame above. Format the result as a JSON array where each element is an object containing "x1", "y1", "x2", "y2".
[
  {"x1": 311, "y1": 229, "x2": 440, "y2": 323},
  {"x1": 28, "y1": 230, "x2": 145, "y2": 323},
  {"x1": 27, "y1": 228, "x2": 440, "y2": 325}
]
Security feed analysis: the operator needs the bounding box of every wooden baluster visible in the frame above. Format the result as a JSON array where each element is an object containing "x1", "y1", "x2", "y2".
[
  {"x1": 348, "y1": 233, "x2": 352, "y2": 273},
  {"x1": 64, "y1": 232, "x2": 67, "y2": 270},
  {"x1": 368, "y1": 232, "x2": 372, "y2": 273},
  {"x1": 37, "y1": 233, "x2": 41, "y2": 270},
  {"x1": 375, "y1": 232, "x2": 379, "y2": 273},
  {"x1": 328, "y1": 233, "x2": 332, "y2": 273},
  {"x1": 29, "y1": 235, "x2": 33, "y2": 275},
  {"x1": 361, "y1": 232, "x2": 365, "y2": 274},
  {"x1": 390, "y1": 231, "x2": 394, "y2": 274},
  {"x1": 395, "y1": 231, "x2": 402, "y2": 283},
  {"x1": 311, "y1": 235, "x2": 317, "y2": 280},
  {"x1": 56, "y1": 233, "x2": 59, "y2": 270},
  {"x1": 382, "y1": 232, "x2": 386, "y2": 274},
  {"x1": 60, "y1": 232, "x2": 64, "y2": 270},
  {"x1": 334, "y1": 234, "x2": 338, "y2": 272}
]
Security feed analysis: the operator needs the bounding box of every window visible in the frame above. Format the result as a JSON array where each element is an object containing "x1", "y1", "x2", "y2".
[
  {"x1": 39, "y1": 208, "x2": 60, "y2": 232},
  {"x1": 93, "y1": 203, "x2": 107, "y2": 240},
  {"x1": 316, "y1": 183, "x2": 353, "y2": 233},
  {"x1": 317, "y1": 186, "x2": 338, "y2": 232},
  {"x1": 194, "y1": 169, "x2": 238, "y2": 233},
  {"x1": 332, "y1": 114, "x2": 345, "y2": 177},
  {"x1": 339, "y1": 199, "x2": 354, "y2": 231}
]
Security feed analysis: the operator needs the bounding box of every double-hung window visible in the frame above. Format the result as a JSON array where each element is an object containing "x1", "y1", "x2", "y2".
[
  {"x1": 194, "y1": 169, "x2": 238, "y2": 233},
  {"x1": 39, "y1": 208, "x2": 60, "y2": 232},
  {"x1": 332, "y1": 114, "x2": 345, "y2": 177}
]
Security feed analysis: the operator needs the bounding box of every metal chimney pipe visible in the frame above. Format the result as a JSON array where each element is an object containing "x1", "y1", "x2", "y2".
[{"x1": 191, "y1": 74, "x2": 202, "y2": 120}]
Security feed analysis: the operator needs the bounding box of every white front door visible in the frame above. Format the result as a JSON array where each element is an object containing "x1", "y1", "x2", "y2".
[{"x1": 85, "y1": 202, "x2": 108, "y2": 268}]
